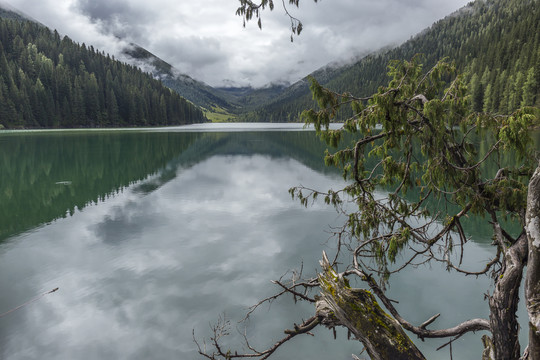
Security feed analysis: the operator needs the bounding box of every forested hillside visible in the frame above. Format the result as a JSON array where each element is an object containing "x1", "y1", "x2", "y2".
[
  {"x1": 1, "y1": 0, "x2": 537, "y2": 127},
  {"x1": 122, "y1": 43, "x2": 234, "y2": 110},
  {"x1": 250, "y1": 0, "x2": 539, "y2": 122},
  {"x1": 0, "y1": 16, "x2": 207, "y2": 129}
]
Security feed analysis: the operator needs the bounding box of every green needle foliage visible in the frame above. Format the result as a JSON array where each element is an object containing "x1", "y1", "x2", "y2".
[
  {"x1": 295, "y1": 56, "x2": 539, "y2": 275},
  {"x1": 251, "y1": 0, "x2": 539, "y2": 123},
  {"x1": 0, "y1": 17, "x2": 207, "y2": 128}
]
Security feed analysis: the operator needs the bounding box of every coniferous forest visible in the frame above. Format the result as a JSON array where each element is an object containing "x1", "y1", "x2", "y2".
[
  {"x1": 249, "y1": 0, "x2": 540, "y2": 122},
  {"x1": 0, "y1": 17, "x2": 207, "y2": 129},
  {"x1": 0, "y1": 0, "x2": 538, "y2": 127}
]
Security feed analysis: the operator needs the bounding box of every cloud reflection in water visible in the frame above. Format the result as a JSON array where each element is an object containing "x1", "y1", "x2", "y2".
[{"x1": 0, "y1": 154, "x2": 502, "y2": 360}]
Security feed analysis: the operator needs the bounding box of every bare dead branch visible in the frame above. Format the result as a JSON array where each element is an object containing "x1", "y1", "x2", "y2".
[
  {"x1": 283, "y1": 315, "x2": 319, "y2": 334},
  {"x1": 420, "y1": 314, "x2": 441, "y2": 329},
  {"x1": 445, "y1": 247, "x2": 502, "y2": 277},
  {"x1": 195, "y1": 315, "x2": 321, "y2": 360},
  {"x1": 271, "y1": 279, "x2": 316, "y2": 303},
  {"x1": 242, "y1": 276, "x2": 317, "y2": 321},
  {"x1": 346, "y1": 268, "x2": 490, "y2": 340}
]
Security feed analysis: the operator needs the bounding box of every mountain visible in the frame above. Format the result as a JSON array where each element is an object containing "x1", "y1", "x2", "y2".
[
  {"x1": 0, "y1": 7, "x2": 207, "y2": 128},
  {"x1": 0, "y1": 4, "x2": 248, "y2": 124},
  {"x1": 121, "y1": 44, "x2": 232, "y2": 110},
  {"x1": 0, "y1": 8, "x2": 207, "y2": 128},
  {"x1": 236, "y1": 58, "x2": 362, "y2": 122},
  {"x1": 1, "y1": 0, "x2": 537, "y2": 127},
  {"x1": 121, "y1": 43, "x2": 288, "y2": 121},
  {"x1": 249, "y1": 0, "x2": 540, "y2": 122},
  {"x1": 216, "y1": 84, "x2": 288, "y2": 109},
  {"x1": 0, "y1": 2, "x2": 37, "y2": 22}
]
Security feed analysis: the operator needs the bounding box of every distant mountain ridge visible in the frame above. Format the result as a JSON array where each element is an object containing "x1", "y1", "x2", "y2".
[
  {"x1": 121, "y1": 43, "x2": 289, "y2": 120},
  {"x1": 121, "y1": 43, "x2": 231, "y2": 109},
  {"x1": 103, "y1": 0, "x2": 538, "y2": 123},
  {"x1": 0, "y1": 4, "x2": 243, "y2": 122},
  {"x1": 249, "y1": 0, "x2": 539, "y2": 121},
  {"x1": 0, "y1": 7, "x2": 207, "y2": 128},
  {"x1": 1, "y1": 0, "x2": 538, "y2": 126}
]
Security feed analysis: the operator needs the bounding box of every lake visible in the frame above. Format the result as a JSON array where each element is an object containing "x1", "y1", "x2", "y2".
[{"x1": 0, "y1": 123, "x2": 526, "y2": 359}]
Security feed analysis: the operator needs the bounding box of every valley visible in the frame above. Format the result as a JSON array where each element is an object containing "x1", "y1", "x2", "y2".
[{"x1": 1, "y1": 0, "x2": 537, "y2": 128}]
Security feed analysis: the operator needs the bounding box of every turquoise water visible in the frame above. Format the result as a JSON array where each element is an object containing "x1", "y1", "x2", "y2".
[{"x1": 0, "y1": 124, "x2": 525, "y2": 359}]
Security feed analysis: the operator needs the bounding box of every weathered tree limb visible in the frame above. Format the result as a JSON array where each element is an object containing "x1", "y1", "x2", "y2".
[
  {"x1": 343, "y1": 268, "x2": 491, "y2": 341},
  {"x1": 525, "y1": 163, "x2": 540, "y2": 359},
  {"x1": 487, "y1": 231, "x2": 528, "y2": 359},
  {"x1": 317, "y1": 252, "x2": 426, "y2": 360}
]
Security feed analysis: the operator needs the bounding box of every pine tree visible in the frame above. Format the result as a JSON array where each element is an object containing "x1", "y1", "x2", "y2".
[
  {"x1": 470, "y1": 73, "x2": 483, "y2": 112},
  {"x1": 522, "y1": 67, "x2": 537, "y2": 107},
  {"x1": 0, "y1": 16, "x2": 206, "y2": 128}
]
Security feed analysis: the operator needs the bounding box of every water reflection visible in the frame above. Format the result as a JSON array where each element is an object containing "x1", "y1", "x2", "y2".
[
  {"x1": 0, "y1": 129, "x2": 333, "y2": 242},
  {"x1": 0, "y1": 131, "x2": 200, "y2": 241},
  {"x1": 0, "y1": 152, "x2": 357, "y2": 360},
  {"x1": 0, "y1": 126, "x2": 526, "y2": 359}
]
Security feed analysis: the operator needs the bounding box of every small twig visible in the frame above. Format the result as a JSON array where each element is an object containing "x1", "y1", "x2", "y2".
[
  {"x1": 0, "y1": 287, "x2": 59, "y2": 319},
  {"x1": 436, "y1": 332, "x2": 464, "y2": 351},
  {"x1": 420, "y1": 313, "x2": 441, "y2": 329},
  {"x1": 284, "y1": 316, "x2": 320, "y2": 334},
  {"x1": 271, "y1": 280, "x2": 316, "y2": 303},
  {"x1": 242, "y1": 276, "x2": 317, "y2": 321}
]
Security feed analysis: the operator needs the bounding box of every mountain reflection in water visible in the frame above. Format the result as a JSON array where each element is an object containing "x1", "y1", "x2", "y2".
[{"x1": 0, "y1": 124, "x2": 526, "y2": 360}]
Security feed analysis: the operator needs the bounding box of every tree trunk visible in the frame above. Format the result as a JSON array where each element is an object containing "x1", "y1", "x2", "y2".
[
  {"x1": 525, "y1": 163, "x2": 540, "y2": 359},
  {"x1": 316, "y1": 253, "x2": 426, "y2": 360},
  {"x1": 487, "y1": 233, "x2": 527, "y2": 360}
]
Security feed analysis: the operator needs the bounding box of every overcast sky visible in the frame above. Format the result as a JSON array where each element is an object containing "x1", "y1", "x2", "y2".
[{"x1": 2, "y1": 0, "x2": 470, "y2": 88}]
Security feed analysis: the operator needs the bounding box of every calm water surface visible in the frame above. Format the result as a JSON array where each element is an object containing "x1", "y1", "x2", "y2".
[{"x1": 0, "y1": 124, "x2": 525, "y2": 359}]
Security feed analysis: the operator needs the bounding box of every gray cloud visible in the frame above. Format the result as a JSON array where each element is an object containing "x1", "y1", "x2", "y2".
[
  {"x1": 76, "y1": 0, "x2": 131, "y2": 22},
  {"x1": 4, "y1": 0, "x2": 470, "y2": 87},
  {"x1": 74, "y1": 0, "x2": 159, "y2": 38}
]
